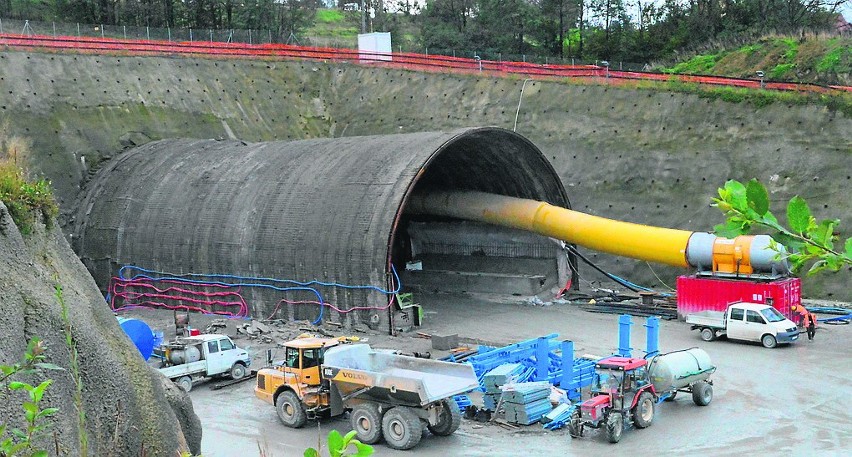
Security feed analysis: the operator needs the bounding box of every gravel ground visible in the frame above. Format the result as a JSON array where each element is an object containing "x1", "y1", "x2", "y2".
[{"x1": 121, "y1": 294, "x2": 852, "y2": 457}]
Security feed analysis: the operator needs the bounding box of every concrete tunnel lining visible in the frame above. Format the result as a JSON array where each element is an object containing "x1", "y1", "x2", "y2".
[{"x1": 72, "y1": 127, "x2": 572, "y2": 331}]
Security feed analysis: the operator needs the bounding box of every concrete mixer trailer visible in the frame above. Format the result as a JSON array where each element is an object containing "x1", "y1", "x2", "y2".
[
  {"x1": 408, "y1": 191, "x2": 800, "y2": 316},
  {"x1": 568, "y1": 348, "x2": 716, "y2": 443}
]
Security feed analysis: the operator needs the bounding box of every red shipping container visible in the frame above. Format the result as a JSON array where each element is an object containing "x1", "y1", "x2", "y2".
[{"x1": 677, "y1": 276, "x2": 801, "y2": 319}]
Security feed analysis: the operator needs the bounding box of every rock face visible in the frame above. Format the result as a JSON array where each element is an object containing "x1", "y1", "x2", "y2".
[{"x1": 0, "y1": 202, "x2": 201, "y2": 456}]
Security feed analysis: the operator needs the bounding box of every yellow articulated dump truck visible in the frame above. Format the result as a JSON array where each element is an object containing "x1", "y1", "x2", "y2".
[{"x1": 255, "y1": 338, "x2": 479, "y2": 450}]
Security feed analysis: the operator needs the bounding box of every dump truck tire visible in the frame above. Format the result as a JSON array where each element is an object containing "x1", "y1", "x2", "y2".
[
  {"x1": 350, "y1": 403, "x2": 383, "y2": 444},
  {"x1": 605, "y1": 413, "x2": 623, "y2": 443},
  {"x1": 700, "y1": 328, "x2": 715, "y2": 342},
  {"x1": 632, "y1": 391, "x2": 655, "y2": 429},
  {"x1": 692, "y1": 381, "x2": 713, "y2": 406},
  {"x1": 176, "y1": 376, "x2": 192, "y2": 393},
  {"x1": 427, "y1": 399, "x2": 461, "y2": 436},
  {"x1": 230, "y1": 362, "x2": 247, "y2": 380},
  {"x1": 382, "y1": 407, "x2": 422, "y2": 450},
  {"x1": 567, "y1": 409, "x2": 583, "y2": 438},
  {"x1": 276, "y1": 391, "x2": 307, "y2": 428}
]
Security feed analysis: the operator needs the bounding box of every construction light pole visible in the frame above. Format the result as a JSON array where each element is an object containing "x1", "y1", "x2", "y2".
[{"x1": 361, "y1": 0, "x2": 366, "y2": 34}]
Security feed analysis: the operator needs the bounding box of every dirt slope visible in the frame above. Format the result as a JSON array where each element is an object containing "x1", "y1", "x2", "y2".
[{"x1": 0, "y1": 50, "x2": 849, "y2": 300}]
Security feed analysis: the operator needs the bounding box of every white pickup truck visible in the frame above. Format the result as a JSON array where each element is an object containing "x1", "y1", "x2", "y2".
[
  {"x1": 686, "y1": 302, "x2": 799, "y2": 348},
  {"x1": 158, "y1": 334, "x2": 251, "y2": 392}
]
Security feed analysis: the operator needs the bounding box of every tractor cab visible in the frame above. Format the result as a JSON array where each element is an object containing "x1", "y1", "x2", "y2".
[
  {"x1": 275, "y1": 338, "x2": 339, "y2": 388},
  {"x1": 591, "y1": 357, "x2": 652, "y2": 409}
]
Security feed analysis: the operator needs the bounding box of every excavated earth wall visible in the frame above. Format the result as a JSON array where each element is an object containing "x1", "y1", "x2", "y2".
[
  {"x1": 0, "y1": 203, "x2": 202, "y2": 455},
  {"x1": 0, "y1": 50, "x2": 849, "y2": 300}
]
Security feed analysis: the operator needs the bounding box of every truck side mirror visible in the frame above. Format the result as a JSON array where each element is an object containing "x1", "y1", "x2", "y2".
[{"x1": 266, "y1": 349, "x2": 273, "y2": 365}]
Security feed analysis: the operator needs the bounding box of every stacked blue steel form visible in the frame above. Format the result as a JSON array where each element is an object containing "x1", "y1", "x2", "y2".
[
  {"x1": 450, "y1": 334, "x2": 596, "y2": 402},
  {"x1": 453, "y1": 394, "x2": 472, "y2": 411},
  {"x1": 500, "y1": 382, "x2": 553, "y2": 425},
  {"x1": 541, "y1": 403, "x2": 576, "y2": 430}
]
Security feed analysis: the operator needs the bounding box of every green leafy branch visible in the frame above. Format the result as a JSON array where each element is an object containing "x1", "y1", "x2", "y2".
[
  {"x1": 712, "y1": 179, "x2": 852, "y2": 275},
  {"x1": 304, "y1": 430, "x2": 373, "y2": 457},
  {"x1": 1, "y1": 338, "x2": 63, "y2": 457}
]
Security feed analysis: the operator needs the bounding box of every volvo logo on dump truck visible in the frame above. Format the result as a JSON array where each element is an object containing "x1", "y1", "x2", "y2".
[{"x1": 337, "y1": 370, "x2": 369, "y2": 382}]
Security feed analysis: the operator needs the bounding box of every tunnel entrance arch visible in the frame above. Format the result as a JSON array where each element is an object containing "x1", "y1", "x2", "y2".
[{"x1": 73, "y1": 127, "x2": 574, "y2": 332}]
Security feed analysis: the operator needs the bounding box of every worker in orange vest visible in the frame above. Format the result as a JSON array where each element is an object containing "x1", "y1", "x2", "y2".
[
  {"x1": 803, "y1": 310, "x2": 818, "y2": 341},
  {"x1": 792, "y1": 305, "x2": 817, "y2": 341}
]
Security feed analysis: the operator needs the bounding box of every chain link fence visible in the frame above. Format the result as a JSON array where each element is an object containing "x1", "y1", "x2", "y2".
[{"x1": 0, "y1": 17, "x2": 649, "y2": 69}]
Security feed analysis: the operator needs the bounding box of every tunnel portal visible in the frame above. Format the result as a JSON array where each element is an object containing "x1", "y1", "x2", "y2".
[{"x1": 72, "y1": 128, "x2": 574, "y2": 331}]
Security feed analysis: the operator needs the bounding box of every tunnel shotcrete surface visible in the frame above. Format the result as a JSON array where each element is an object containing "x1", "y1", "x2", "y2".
[
  {"x1": 0, "y1": 50, "x2": 849, "y2": 300},
  {"x1": 73, "y1": 128, "x2": 574, "y2": 328}
]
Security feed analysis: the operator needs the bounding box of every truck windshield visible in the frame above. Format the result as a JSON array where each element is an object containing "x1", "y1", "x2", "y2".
[{"x1": 760, "y1": 307, "x2": 786, "y2": 323}]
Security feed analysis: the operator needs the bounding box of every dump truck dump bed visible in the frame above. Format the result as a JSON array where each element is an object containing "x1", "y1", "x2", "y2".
[{"x1": 323, "y1": 344, "x2": 479, "y2": 406}]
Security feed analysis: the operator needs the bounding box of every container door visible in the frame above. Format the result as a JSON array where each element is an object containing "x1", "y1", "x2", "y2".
[
  {"x1": 205, "y1": 340, "x2": 228, "y2": 375},
  {"x1": 726, "y1": 307, "x2": 748, "y2": 340},
  {"x1": 745, "y1": 310, "x2": 768, "y2": 340}
]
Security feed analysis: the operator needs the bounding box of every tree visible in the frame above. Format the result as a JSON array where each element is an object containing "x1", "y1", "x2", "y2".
[{"x1": 713, "y1": 179, "x2": 852, "y2": 276}]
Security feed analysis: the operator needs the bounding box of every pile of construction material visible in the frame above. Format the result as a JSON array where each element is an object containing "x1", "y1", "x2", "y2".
[
  {"x1": 499, "y1": 382, "x2": 553, "y2": 425},
  {"x1": 482, "y1": 363, "x2": 533, "y2": 410},
  {"x1": 441, "y1": 333, "x2": 597, "y2": 403}
]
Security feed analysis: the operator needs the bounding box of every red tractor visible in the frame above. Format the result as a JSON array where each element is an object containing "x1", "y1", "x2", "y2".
[{"x1": 568, "y1": 357, "x2": 657, "y2": 443}]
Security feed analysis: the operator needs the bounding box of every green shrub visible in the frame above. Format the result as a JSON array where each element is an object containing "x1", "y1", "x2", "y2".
[
  {"x1": 316, "y1": 9, "x2": 345, "y2": 24},
  {"x1": 738, "y1": 44, "x2": 762, "y2": 55},
  {"x1": 816, "y1": 47, "x2": 844, "y2": 73},
  {"x1": 0, "y1": 129, "x2": 59, "y2": 234},
  {"x1": 770, "y1": 63, "x2": 796, "y2": 80},
  {"x1": 664, "y1": 54, "x2": 718, "y2": 74}
]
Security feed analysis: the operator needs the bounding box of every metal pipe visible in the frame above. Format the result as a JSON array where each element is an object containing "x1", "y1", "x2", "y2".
[
  {"x1": 618, "y1": 314, "x2": 632, "y2": 357},
  {"x1": 407, "y1": 191, "x2": 789, "y2": 274},
  {"x1": 644, "y1": 316, "x2": 659, "y2": 357},
  {"x1": 560, "y1": 340, "x2": 574, "y2": 389},
  {"x1": 407, "y1": 191, "x2": 692, "y2": 267}
]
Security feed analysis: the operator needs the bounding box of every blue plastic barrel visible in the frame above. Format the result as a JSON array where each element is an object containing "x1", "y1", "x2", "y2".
[{"x1": 116, "y1": 317, "x2": 155, "y2": 361}]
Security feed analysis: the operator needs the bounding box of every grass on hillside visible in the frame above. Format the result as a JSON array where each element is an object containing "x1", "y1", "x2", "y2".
[
  {"x1": 0, "y1": 127, "x2": 58, "y2": 235},
  {"x1": 660, "y1": 35, "x2": 851, "y2": 85}
]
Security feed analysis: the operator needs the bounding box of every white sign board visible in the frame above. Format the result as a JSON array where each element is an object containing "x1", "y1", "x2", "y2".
[{"x1": 358, "y1": 32, "x2": 392, "y2": 62}]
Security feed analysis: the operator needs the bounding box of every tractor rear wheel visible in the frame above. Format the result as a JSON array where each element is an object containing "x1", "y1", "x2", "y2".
[
  {"x1": 567, "y1": 409, "x2": 583, "y2": 438},
  {"x1": 350, "y1": 403, "x2": 383, "y2": 444},
  {"x1": 632, "y1": 391, "x2": 655, "y2": 429},
  {"x1": 427, "y1": 399, "x2": 461, "y2": 436},
  {"x1": 605, "y1": 413, "x2": 623, "y2": 443},
  {"x1": 692, "y1": 381, "x2": 713, "y2": 406},
  {"x1": 382, "y1": 407, "x2": 422, "y2": 450},
  {"x1": 276, "y1": 390, "x2": 307, "y2": 428},
  {"x1": 700, "y1": 328, "x2": 715, "y2": 342}
]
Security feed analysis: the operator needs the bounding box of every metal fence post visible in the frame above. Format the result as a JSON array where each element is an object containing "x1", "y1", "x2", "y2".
[
  {"x1": 101, "y1": 24, "x2": 104, "y2": 38},
  {"x1": 210, "y1": 29, "x2": 213, "y2": 42},
  {"x1": 77, "y1": 23, "x2": 80, "y2": 37},
  {"x1": 268, "y1": 30, "x2": 271, "y2": 44},
  {"x1": 168, "y1": 27, "x2": 171, "y2": 42},
  {"x1": 190, "y1": 28, "x2": 193, "y2": 42},
  {"x1": 124, "y1": 25, "x2": 127, "y2": 39},
  {"x1": 249, "y1": 29, "x2": 252, "y2": 45},
  {"x1": 0, "y1": 18, "x2": 3, "y2": 34},
  {"x1": 53, "y1": 22, "x2": 56, "y2": 37},
  {"x1": 146, "y1": 26, "x2": 149, "y2": 41}
]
